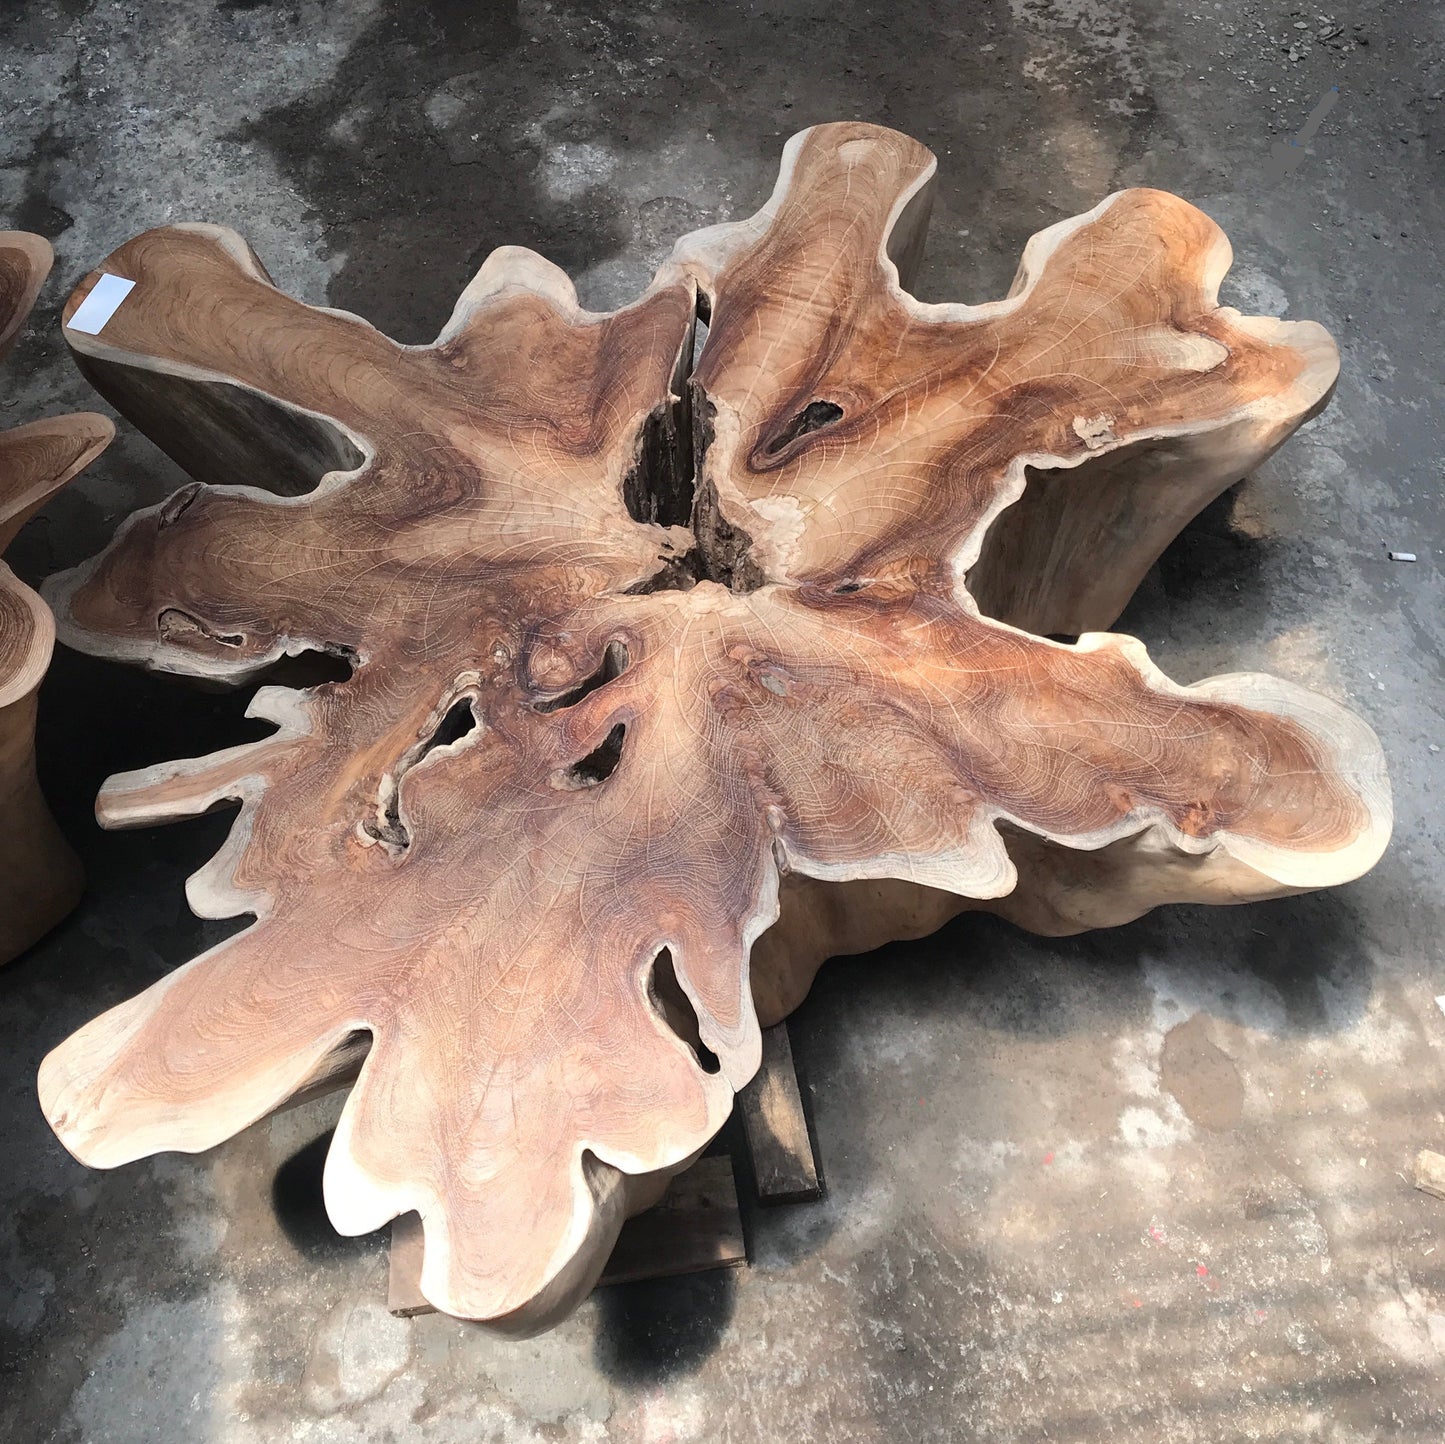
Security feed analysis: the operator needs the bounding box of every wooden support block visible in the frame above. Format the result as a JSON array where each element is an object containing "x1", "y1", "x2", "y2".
[
  {"x1": 388, "y1": 1153, "x2": 745, "y2": 1318},
  {"x1": 386, "y1": 1211, "x2": 433, "y2": 1318},
  {"x1": 738, "y1": 1023, "x2": 821, "y2": 1205},
  {"x1": 597, "y1": 1154, "x2": 746, "y2": 1287}
]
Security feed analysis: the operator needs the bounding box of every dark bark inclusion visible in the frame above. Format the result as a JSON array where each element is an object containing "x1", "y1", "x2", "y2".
[
  {"x1": 623, "y1": 382, "x2": 767, "y2": 596},
  {"x1": 621, "y1": 300, "x2": 843, "y2": 598}
]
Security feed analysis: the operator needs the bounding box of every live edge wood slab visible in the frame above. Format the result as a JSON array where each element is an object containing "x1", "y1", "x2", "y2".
[
  {"x1": 0, "y1": 233, "x2": 112, "y2": 964},
  {"x1": 37, "y1": 123, "x2": 1390, "y2": 1334}
]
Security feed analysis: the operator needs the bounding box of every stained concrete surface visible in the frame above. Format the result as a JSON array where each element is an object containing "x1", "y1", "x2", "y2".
[{"x1": 1, "y1": 0, "x2": 1443, "y2": 1439}]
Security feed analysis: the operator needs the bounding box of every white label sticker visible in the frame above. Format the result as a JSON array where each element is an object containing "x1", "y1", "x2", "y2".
[{"x1": 68, "y1": 273, "x2": 136, "y2": 335}]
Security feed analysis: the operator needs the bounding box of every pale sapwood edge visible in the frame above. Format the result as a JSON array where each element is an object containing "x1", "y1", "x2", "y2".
[
  {"x1": 0, "y1": 231, "x2": 114, "y2": 962},
  {"x1": 35, "y1": 125, "x2": 1388, "y2": 1330}
]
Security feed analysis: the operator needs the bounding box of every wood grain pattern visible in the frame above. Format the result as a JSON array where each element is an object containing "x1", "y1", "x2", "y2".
[
  {"x1": 0, "y1": 232, "x2": 113, "y2": 962},
  {"x1": 37, "y1": 124, "x2": 1389, "y2": 1332}
]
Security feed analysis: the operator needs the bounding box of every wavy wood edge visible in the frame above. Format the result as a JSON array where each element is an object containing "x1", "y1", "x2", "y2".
[
  {"x1": 0, "y1": 232, "x2": 113, "y2": 962},
  {"x1": 0, "y1": 231, "x2": 52, "y2": 364},
  {"x1": 35, "y1": 124, "x2": 1387, "y2": 1329}
]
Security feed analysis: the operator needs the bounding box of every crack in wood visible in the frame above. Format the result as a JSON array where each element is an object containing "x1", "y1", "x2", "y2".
[
  {"x1": 622, "y1": 326, "x2": 766, "y2": 596},
  {"x1": 763, "y1": 399, "x2": 845, "y2": 457}
]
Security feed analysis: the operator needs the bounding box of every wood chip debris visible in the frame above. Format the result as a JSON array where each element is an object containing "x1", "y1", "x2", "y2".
[{"x1": 1414, "y1": 1148, "x2": 1445, "y2": 1201}]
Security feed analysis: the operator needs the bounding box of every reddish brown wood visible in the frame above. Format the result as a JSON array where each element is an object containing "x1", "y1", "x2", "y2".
[
  {"x1": 0, "y1": 233, "x2": 112, "y2": 963},
  {"x1": 37, "y1": 124, "x2": 1389, "y2": 1333}
]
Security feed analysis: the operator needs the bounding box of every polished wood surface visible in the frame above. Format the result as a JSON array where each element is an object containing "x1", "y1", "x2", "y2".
[{"x1": 37, "y1": 125, "x2": 1388, "y2": 1331}]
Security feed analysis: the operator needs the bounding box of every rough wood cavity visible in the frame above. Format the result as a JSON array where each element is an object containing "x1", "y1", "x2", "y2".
[
  {"x1": 37, "y1": 124, "x2": 1390, "y2": 1332},
  {"x1": 0, "y1": 233, "x2": 112, "y2": 963}
]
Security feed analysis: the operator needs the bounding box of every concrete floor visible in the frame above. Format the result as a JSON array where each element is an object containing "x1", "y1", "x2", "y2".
[{"x1": 2, "y1": 0, "x2": 1443, "y2": 1439}]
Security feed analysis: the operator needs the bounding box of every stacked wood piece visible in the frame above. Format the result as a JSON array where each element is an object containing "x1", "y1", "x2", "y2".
[{"x1": 0, "y1": 233, "x2": 112, "y2": 963}]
